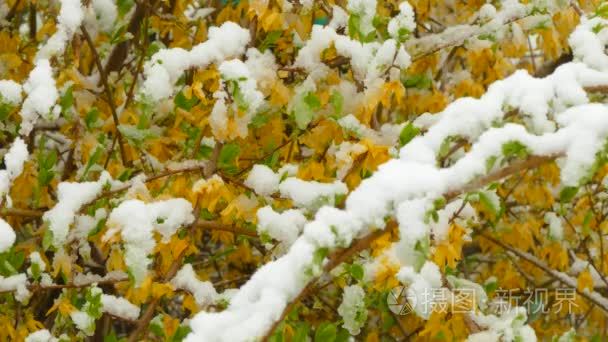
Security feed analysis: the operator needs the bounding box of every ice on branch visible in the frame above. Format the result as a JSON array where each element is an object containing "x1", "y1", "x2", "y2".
[{"x1": 142, "y1": 22, "x2": 250, "y2": 101}]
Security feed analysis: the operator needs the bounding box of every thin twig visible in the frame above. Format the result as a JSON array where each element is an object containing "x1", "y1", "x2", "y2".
[{"x1": 81, "y1": 26, "x2": 129, "y2": 166}]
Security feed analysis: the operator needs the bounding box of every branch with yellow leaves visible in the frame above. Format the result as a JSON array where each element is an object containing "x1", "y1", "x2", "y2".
[
  {"x1": 479, "y1": 232, "x2": 608, "y2": 313},
  {"x1": 261, "y1": 152, "x2": 561, "y2": 340}
]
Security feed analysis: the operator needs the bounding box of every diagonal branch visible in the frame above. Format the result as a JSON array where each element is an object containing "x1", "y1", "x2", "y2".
[
  {"x1": 479, "y1": 232, "x2": 608, "y2": 313},
  {"x1": 81, "y1": 26, "x2": 129, "y2": 166}
]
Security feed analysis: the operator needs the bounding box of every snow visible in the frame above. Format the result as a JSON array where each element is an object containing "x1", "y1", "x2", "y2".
[
  {"x1": 27, "y1": 251, "x2": 46, "y2": 276},
  {"x1": 279, "y1": 178, "x2": 348, "y2": 210},
  {"x1": 346, "y1": 0, "x2": 377, "y2": 35},
  {"x1": 257, "y1": 206, "x2": 307, "y2": 248},
  {"x1": 396, "y1": 261, "x2": 442, "y2": 319},
  {"x1": 70, "y1": 310, "x2": 95, "y2": 335},
  {"x1": 294, "y1": 26, "x2": 411, "y2": 84},
  {"x1": 0, "y1": 219, "x2": 16, "y2": 253},
  {"x1": 244, "y1": 165, "x2": 281, "y2": 196},
  {"x1": 245, "y1": 48, "x2": 278, "y2": 91},
  {"x1": 328, "y1": 142, "x2": 368, "y2": 180},
  {"x1": 36, "y1": 0, "x2": 84, "y2": 60},
  {"x1": 142, "y1": 22, "x2": 250, "y2": 101},
  {"x1": 0, "y1": 138, "x2": 29, "y2": 207},
  {"x1": 544, "y1": 212, "x2": 564, "y2": 241},
  {"x1": 171, "y1": 264, "x2": 218, "y2": 307},
  {"x1": 91, "y1": 0, "x2": 117, "y2": 32},
  {"x1": 210, "y1": 59, "x2": 265, "y2": 141},
  {"x1": 105, "y1": 198, "x2": 194, "y2": 284},
  {"x1": 19, "y1": 60, "x2": 59, "y2": 135},
  {"x1": 387, "y1": 1, "x2": 416, "y2": 40},
  {"x1": 25, "y1": 330, "x2": 57, "y2": 342},
  {"x1": 469, "y1": 307, "x2": 537, "y2": 342},
  {"x1": 0, "y1": 80, "x2": 23, "y2": 104},
  {"x1": 43, "y1": 171, "x2": 116, "y2": 248},
  {"x1": 101, "y1": 294, "x2": 140, "y2": 320},
  {"x1": 337, "y1": 285, "x2": 367, "y2": 335},
  {"x1": 0, "y1": 273, "x2": 29, "y2": 302}
]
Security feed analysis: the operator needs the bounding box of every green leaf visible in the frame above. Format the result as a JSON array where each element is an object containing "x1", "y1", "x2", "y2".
[
  {"x1": 170, "y1": 325, "x2": 192, "y2": 342},
  {"x1": 335, "y1": 328, "x2": 350, "y2": 342},
  {"x1": 88, "y1": 218, "x2": 107, "y2": 237},
  {"x1": 85, "y1": 107, "x2": 100, "y2": 130},
  {"x1": 30, "y1": 262, "x2": 40, "y2": 280},
  {"x1": 259, "y1": 31, "x2": 282, "y2": 52},
  {"x1": 81, "y1": 146, "x2": 104, "y2": 180},
  {"x1": 501, "y1": 141, "x2": 528, "y2": 159},
  {"x1": 174, "y1": 90, "x2": 199, "y2": 111},
  {"x1": 559, "y1": 186, "x2": 578, "y2": 203},
  {"x1": 294, "y1": 96, "x2": 315, "y2": 130},
  {"x1": 117, "y1": 0, "x2": 134, "y2": 18},
  {"x1": 85, "y1": 286, "x2": 103, "y2": 319},
  {"x1": 401, "y1": 74, "x2": 432, "y2": 89},
  {"x1": 293, "y1": 323, "x2": 310, "y2": 342},
  {"x1": 227, "y1": 80, "x2": 249, "y2": 111},
  {"x1": 596, "y1": 3, "x2": 608, "y2": 18},
  {"x1": 313, "y1": 247, "x2": 329, "y2": 266},
  {"x1": 399, "y1": 122, "x2": 419, "y2": 146},
  {"x1": 250, "y1": 111, "x2": 270, "y2": 128},
  {"x1": 478, "y1": 191, "x2": 499, "y2": 216},
  {"x1": 303, "y1": 92, "x2": 321, "y2": 110},
  {"x1": 314, "y1": 322, "x2": 337, "y2": 342},
  {"x1": 485, "y1": 156, "x2": 497, "y2": 172},
  {"x1": 0, "y1": 101, "x2": 13, "y2": 122},
  {"x1": 42, "y1": 228, "x2": 54, "y2": 251},
  {"x1": 218, "y1": 143, "x2": 240, "y2": 175},
  {"x1": 329, "y1": 90, "x2": 344, "y2": 117},
  {"x1": 349, "y1": 263, "x2": 364, "y2": 281},
  {"x1": 118, "y1": 124, "x2": 159, "y2": 146},
  {"x1": 348, "y1": 14, "x2": 361, "y2": 39},
  {"x1": 60, "y1": 86, "x2": 74, "y2": 115}
]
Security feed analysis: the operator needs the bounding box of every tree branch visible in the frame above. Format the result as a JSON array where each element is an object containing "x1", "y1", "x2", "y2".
[{"x1": 81, "y1": 26, "x2": 129, "y2": 166}]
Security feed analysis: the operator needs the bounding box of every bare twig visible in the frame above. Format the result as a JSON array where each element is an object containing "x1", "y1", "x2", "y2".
[{"x1": 81, "y1": 26, "x2": 129, "y2": 166}]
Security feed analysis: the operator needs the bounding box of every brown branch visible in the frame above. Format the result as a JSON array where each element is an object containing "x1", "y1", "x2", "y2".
[
  {"x1": 479, "y1": 232, "x2": 608, "y2": 313},
  {"x1": 104, "y1": 2, "x2": 148, "y2": 75},
  {"x1": 81, "y1": 26, "x2": 129, "y2": 166}
]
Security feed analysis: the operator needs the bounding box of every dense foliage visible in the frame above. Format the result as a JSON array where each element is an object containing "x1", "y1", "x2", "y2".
[{"x1": 2, "y1": 0, "x2": 608, "y2": 341}]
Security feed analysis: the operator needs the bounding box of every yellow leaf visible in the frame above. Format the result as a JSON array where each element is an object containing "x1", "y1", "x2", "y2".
[{"x1": 578, "y1": 269, "x2": 594, "y2": 292}]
